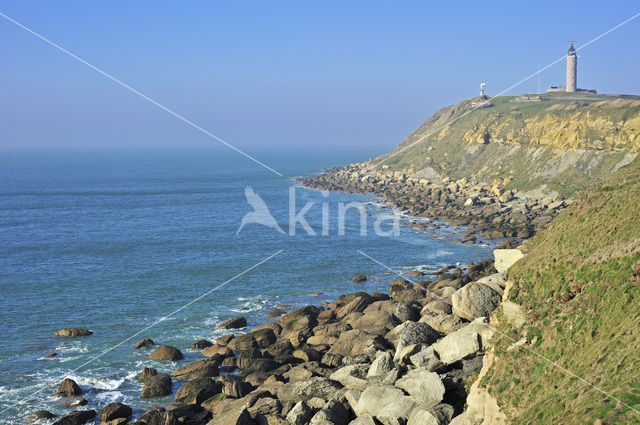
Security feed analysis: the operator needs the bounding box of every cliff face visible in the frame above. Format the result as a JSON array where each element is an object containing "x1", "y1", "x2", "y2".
[{"x1": 377, "y1": 95, "x2": 640, "y2": 198}]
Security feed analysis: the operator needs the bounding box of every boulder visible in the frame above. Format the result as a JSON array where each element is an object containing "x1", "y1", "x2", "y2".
[
  {"x1": 215, "y1": 316, "x2": 248, "y2": 330},
  {"x1": 202, "y1": 343, "x2": 234, "y2": 358},
  {"x1": 329, "y1": 364, "x2": 369, "y2": 390},
  {"x1": 52, "y1": 410, "x2": 96, "y2": 425},
  {"x1": 420, "y1": 313, "x2": 465, "y2": 334},
  {"x1": 376, "y1": 396, "x2": 417, "y2": 425},
  {"x1": 276, "y1": 378, "x2": 342, "y2": 403},
  {"x1": 175, "y1": 377, "x2": 222, "y2": 404},
  {"x1": 351, "y1": 275, "x2": 367, "y2": 283},
  {"x1": 205, "y1": 405, "x2": 254, "y2": 425},
  {"x1": 366, "y1": 352, "x2": 394, "y2": 377},
  {"x1": 408, "y1": 346, "x2": 444, "y2": 371},
  {"x1": 149, "y1": 345, "x2": 184, "y2": 361},
  {"x1": 217, "y1": 334, "x2": 236, "y2": 345},
  {"x1": 309, "y1": 400, "x2": 349, "y2": 425},
  {"x1": 99, "y1": 403, "x2": 132, "y2": 422},
  {"x1": 134, "y1": 338, "x2": 155, "y2": 349},
  {"x1": 347, "y1": 415, "x2": 378, "y2": 425},
  {"x1": 137, "y1": 367, "x2": 158, "y2": 382},
  {"x1": 395, "y1": 368, "x2": 445, "y2": 408},
  {"x1": 53, "y1": 328, "x2": 92, "y2": 337},
  {"x1": 432, "y1": 318, "x2": 491, "y2": 364},
  {"x1": 354, "y1": 384, "x2": 405, "y2": 417},
  {"x1": 227, "y1": 334, "x2": 259, "y2": 352},
  {"x1": 57, "y1": 397, "x2": 87, "y2": 408},
  {"x1": 392, "y1": 322, "x2": 440, "y2": 362},
  {"x1": 493, "y1": 249, "x2": 524, "y2": 274},
  {"x1": 25, "y1": 410, "x2": 56, "y2": 424},
  {"x1": 191, "y1": 339, "x2": 214, "y2": 349},
  {"x1": 286, "y1": 401, "x2": 313, "y2": 425},
  {"x1": 172, "y1": 359, "x2": 219, "y2": 379},
  {"x1": 252, "y1": 328, "x2": 278, "y2": 348},
  {"x1": 56, "y1": 378, "x2": 81, "y2": 396},
  {"x1": 451, "y1": 282, "x2": 501, "y2": 321},
  {"x1": 221, "y1": 375, "x2": 252, "y2": 398},
  {"x1": 327, "y1": 329, "x2": 387, "y2": 357},
  {"x1": 248, "y1": 397, "x2": 282, "y2": 416},
  {"x1": 393, "y1": 302, "x2": 419, "y2": 322},
  {"x1": 141, "y1": 374, "x2": 172, "y2": 398}
]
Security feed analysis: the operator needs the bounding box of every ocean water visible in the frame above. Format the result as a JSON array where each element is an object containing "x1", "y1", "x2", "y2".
[{"x1": 0, "y1": 149, "x2": 493, "y2": 422}]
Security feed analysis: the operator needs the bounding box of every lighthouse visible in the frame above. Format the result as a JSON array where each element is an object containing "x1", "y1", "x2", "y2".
[{"x1": 566, "y1": 41, "x2": 577, "y2": 92}]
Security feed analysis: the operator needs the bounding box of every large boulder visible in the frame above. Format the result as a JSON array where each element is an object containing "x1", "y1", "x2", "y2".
[
  {"x1": 493, "y1": 249, "x2": 524, "y2": 274},
  {"x1": 251, "y1": 328, "x2": 278, "y2": 348},
  {"x1": 205, "y1": 405, "x2": 254, "y2": 425},
  {"x1": 394, "y1": 368, "x2": 445, "y2": 408},
  {"x1": 432, "y1": 318, "x2": 493, "y2": 364},
  {"x1": 52, "y1": 410, "x2": 96, "y2": 425},
  {"x1": 451, "y1": 282, "x2": 501, "y2": 321},
  {"x1": 175, "y1": 377, "x2": 222, "y2": 404},
  {"x1": 329, "y1": 364, "x2": 369, "y2": 390},
  {"x1": 56, "y1": 378, "x2": 81, "y2": 396},
  {"x1": 99, "y1": 403, "x2": 132, "y2": 422},
  {"x1": 276, "y1": 378, "x2": 342, "y2": 403},
  {"x1": 309, "y1": 400, "x2": 350, "y2": 425},
  {"x1": 367, "y1": 352, "x2": 394, "y2": 377},
  {"x1": 53, "y1": 328, "x2": 92, "y2": 337},
  {"x1": 202, "y1": 344, "x2": 234, "y2": 358},
  {"x1": 221, "y1": 375, "x2": 252, "y2": 398},
  {"x1": 354, "y1": 384, "x2": 406, "y2": 417},
  {"x1": 149, "y1": 345, "x2": 184, "y2": 361},
  {"x1": 141, "y1": 374, "x2": 172, "y2": 398},
  {"x1": 138, "y1": 367, "x2": 158, "y2": 382},
  {"x1": 392, "y1": 322, "x2": 440, "y2": 362},
  {"x1": 134, "y1": 338, "x2": 155, "y2": 349},
  {"x1": 286, "y1": 401, "x2": 314, "y2": 425},
  {"x1": 191, "y1": 339, "x2": 213, "y2": 349},
  {"x1": 172, "y1": 359, "x2": 219, "y2": 379},
  {"x1": 215, "y1": 316, "x2": 248, "y2": 330},
  {"x1": 408, "y1": 345, "x2": 444, "y2": 371},
  {"x1": 327, "y1": 329, "x2": 387, "y2": 357},
  {"x1": 376, "y1": 396, "x2": 417, "y2": 425}
]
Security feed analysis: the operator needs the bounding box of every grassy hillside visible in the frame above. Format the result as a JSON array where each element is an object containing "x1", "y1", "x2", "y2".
[
  {"x1": 375, "y1": 94, "x2": 640, "y2": 198},
  {"x1": 482, "y1": 156, "x2": 640, "y2": 424}
]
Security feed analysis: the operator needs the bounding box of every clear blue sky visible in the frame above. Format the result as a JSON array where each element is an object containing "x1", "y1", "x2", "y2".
[{"x1": 1, "y1": 1, "x2": 638, "y2": 155}]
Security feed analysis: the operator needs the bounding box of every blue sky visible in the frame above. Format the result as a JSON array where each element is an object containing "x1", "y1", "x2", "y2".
[{"x1": 1, "y1": 1, "x2": 639, "y2": 155}]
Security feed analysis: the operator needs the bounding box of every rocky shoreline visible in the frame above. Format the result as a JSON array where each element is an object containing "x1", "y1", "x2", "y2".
[
  {"x1": 35, "y1": 247, "x2": 526, "y2": 425},
  {"x1": 297, "y1": 163, "x2": 570, "y2": 240}
]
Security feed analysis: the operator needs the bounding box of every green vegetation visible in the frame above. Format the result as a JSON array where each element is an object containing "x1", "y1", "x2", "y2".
[
  {"x1": 484, "y1": 156, "x2": 640, "y2": 424},
  {"x1": 376, "y1": 94, "x2": 640, "y2": 198}
]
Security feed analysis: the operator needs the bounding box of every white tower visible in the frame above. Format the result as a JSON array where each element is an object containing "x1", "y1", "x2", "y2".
[
  {"x1": 479, "y1": 83, "x2": 486, "y2": 97},
  {"x1": 566, "y1": 41, "x2": 577, "y2": 92}
]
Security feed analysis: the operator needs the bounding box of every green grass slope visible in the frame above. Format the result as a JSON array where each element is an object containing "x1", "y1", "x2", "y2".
[{"x1": 483, "y1": 156, "x2": 640, "y2": 424}]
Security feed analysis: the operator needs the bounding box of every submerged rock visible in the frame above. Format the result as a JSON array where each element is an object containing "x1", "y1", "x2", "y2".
[
  {"x1": 53, "y1": 328, "x2": 92, "y2": 337},
  {"x1": 215, "y1": 316, "x2": 248, "y2": 330}
]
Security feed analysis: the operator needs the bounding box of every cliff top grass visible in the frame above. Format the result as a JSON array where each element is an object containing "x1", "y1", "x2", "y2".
[{"x1": 482, "y1": 156, "x2": 640, "y2": 424}]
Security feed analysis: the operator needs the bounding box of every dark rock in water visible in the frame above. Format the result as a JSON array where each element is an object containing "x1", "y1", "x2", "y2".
[
  {"x1": 99, "y1": 402, "x2": 132, "y2": 422},
  {"x1": 137, "y1": 367, "x2": 158, "y2": 382},
  {"x1": 56, "y1": 378, "x2": 81, "y2": 396},
  {"x1": 221, "y1": 375, "x2": 252, "y2": 398},
  {"x1": 191, "y1": 339, "x2": 214, "y2": 349},
  {"x1": 215, "y1": 316, "x2": 248, "y2": 330},
  {"x1": 44, "y1": 352, "x2": 57, "y2": 358},
  {"x1": 25, "y1": 410, "x2": 56, "y2": 424},
  {"x1": 141, "y1": 374, "x2": 172, "y2": 398},
  {"x1": 202, "y1": 344, "x2": 234, "y2": 358},
  {"x1": 148, "y1": 345, "x2": 183, "y2": 361},
  {"x1": 266, "y1": 308, "x2": 287, "y2": 318},
  {"x1": 52, "y1": 410, "x2": 96, "y2": 425},
  {"x1": 174, "y1": 377, "x2": 222, "y2": 405},
  {"x1": 216, "y1": 334, "x2": 235, "y2": 346},
  {"x1": 172, "y1": 359, "x2": 220, "y2": 380},
  {"x1": 275, "y1": 304, "x2": 292, "y2": 309},
  {"x1": 351, "y1": 275, "x2": 367, "y2": 283},
  {"x1": 53, "y1": 328, "x2": 92, "y2": 337},
  {"x1": 58, "y1": 396, "x2": 87, "y2": 407},
  {"x1": 134, "y1": 338, "x2": 155, "y2": 349}
]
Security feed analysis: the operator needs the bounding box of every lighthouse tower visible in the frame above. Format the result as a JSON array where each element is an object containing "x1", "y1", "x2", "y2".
[{"x1": 566, "y1": 41, "x2": 577, "y2": 92}]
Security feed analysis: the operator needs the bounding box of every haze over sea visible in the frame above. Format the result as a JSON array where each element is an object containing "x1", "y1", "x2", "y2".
[{"x1": 0, "y1": 149, "x2": 493, "y2": 422}]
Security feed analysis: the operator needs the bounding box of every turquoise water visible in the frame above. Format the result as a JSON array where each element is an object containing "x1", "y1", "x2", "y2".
[{"x1": 0, "y1": 149, "x2": 493, "y2": 422}]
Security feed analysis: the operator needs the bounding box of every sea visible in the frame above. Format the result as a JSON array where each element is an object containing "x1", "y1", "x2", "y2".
[{"x1": 0, "y1": 148, "x2": 494, "y2": 423}]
